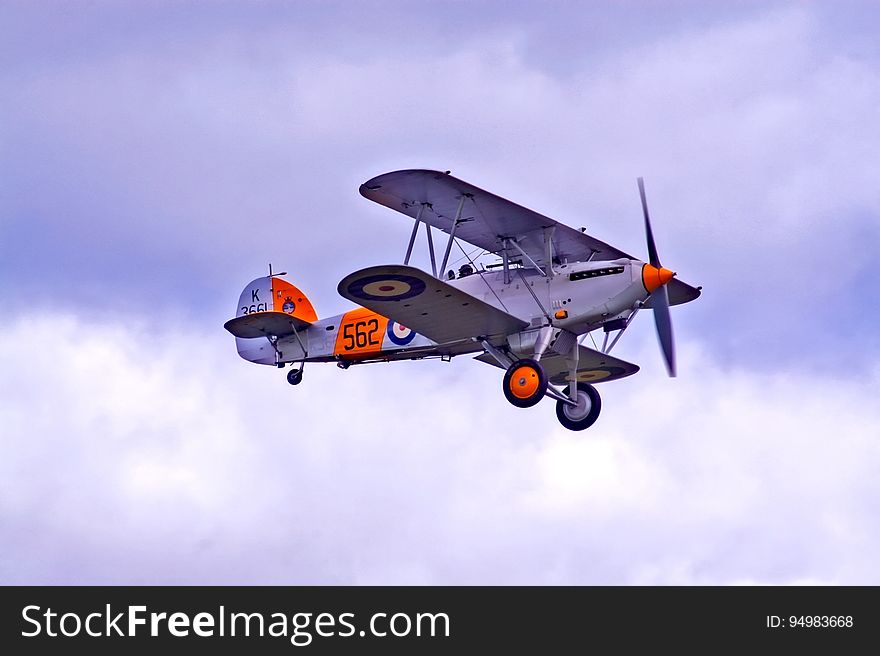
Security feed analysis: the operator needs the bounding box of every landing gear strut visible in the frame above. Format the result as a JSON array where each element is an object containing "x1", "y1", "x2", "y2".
[
  {"x1": 502, "y1": 358, "x2": 547, "y2": 408},
  {"x1": 555, "y1": 382, "x2": 601, "y2": 431},
  {"x1": 287, "y1": 367, "x2": 304, "y2": 386}
]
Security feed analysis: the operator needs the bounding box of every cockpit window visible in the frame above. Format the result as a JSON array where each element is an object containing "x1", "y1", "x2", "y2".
[{"x1": 569, "y1": 266, "x2": 624, "y2": 281}]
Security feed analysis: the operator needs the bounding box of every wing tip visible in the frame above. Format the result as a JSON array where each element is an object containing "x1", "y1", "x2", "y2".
[{"x1": 360, "y1": 169, "x2": 454, "y2": 196}]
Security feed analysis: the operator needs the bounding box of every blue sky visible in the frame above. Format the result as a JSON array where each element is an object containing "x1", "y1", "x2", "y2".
[{"x1": 1, "y1": 1, "x2": 879, "y2": 584}]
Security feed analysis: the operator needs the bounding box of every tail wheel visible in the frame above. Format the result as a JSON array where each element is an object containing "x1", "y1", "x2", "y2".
[
  {"x1": 555, "y1": 382, "x2": 601, "y2": 431},
  {"x1": 503, "y1": 358, "x2": 548, "y2": 408},
  {"x1": 287, "y1": 368, "x2": 303, "y2": 386}
]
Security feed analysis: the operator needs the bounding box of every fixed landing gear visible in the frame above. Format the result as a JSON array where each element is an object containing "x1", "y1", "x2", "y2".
[
  {"x1": 555, "y1": 382, "x2": 601, "y2": 431},
  {"x1": 499, "y1": 358, "x2": 602, "y2": 431},
  {"x1": 503, "y1": 358, "x2": 548, "y2": 408},
  {"x1": 287, "y1": 367, "x2": 304, "y2": 385}
]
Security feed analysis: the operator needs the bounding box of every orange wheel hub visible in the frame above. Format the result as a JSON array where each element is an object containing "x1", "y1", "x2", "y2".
[{"x1": 509, "y1": 365, "x2": 540, "y2": 399}]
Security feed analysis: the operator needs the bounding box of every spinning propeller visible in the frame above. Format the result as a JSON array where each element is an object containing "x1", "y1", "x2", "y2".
[{"x1": 637, "y1": 177, "x2": 677, "y2": 377}]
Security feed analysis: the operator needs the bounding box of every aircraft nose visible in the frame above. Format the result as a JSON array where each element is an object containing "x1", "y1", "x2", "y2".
[{"x1": 642, "y1": 264, "x2": 675, "y2": 292}]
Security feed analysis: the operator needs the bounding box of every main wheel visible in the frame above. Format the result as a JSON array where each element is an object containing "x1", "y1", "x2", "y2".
[
  {"x1": 287, "y1": 368, "x2": 303, "y2": 386},
  {"x1": 555, "y1": 382, "x2": 601, "y2": 431},
  {"x1": 503, "y1": 358, "x2": 548, "y2": 408}
]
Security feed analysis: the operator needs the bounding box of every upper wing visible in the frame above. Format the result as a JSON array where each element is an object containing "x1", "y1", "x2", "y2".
[
  {"x1": 360, "y1": 169, "x2": 634, "y2": 267},
  {"x1": 361, "y1": 169, "x2": 701, "y2": 307},
  {"x1": 474, "y1": 344, "x2": 640, "y2": 385},
  {"x1": 337, "y1": 264, "x2": 528, "y2": 344}
]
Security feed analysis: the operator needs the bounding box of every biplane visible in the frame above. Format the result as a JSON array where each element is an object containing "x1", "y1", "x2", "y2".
[{"x1": 224, "y1": 170, "x2": 700, "y2": 431}]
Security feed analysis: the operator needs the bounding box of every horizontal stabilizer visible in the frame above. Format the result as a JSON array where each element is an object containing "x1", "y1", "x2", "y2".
[{"x1": 224, "y1": 312, "x2": 312, "y2": 339}]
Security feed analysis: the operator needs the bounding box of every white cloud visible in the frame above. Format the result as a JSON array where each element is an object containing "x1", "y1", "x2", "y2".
[{"x1": 1, "y1": 314, "x2": 878, "y2": 584}]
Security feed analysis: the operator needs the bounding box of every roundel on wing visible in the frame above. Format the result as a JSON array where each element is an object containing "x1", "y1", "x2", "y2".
[
  {"x1": 564, "y1": 366, "x2": 627, "y2": 383},
  {"x1": 571, "y1": 370, "x2": 610, "y2": 383},
  {"x1": 387, "y1": 321, "x2": 416, "y2": 346},
  {"x1": 346, "y1": 274, "x2": 426, "y2": 302}
]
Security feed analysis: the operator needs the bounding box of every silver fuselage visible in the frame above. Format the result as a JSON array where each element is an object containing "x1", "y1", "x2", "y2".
[{"x1": 236, "y1": 259, "x2": 650, "y2": 366}]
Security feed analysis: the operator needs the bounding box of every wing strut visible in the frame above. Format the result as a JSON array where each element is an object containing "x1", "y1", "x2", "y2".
[
  {"x1": 479, "y1": 339, "x2": 514, "y2": 368},
  {"x1": 425, "y1": 221, "x2": 437, "y2": 277},
  {"x1": 402, "y1": 201, "x2": 441, "y2": 278},
  {"x1": 508, "y1": 239, "x2": 546, "y2": 277},
  {"x1": 290, "y1": 323, "x2": 309, "y2": 359},
  {"x1": 601, "y1": 303, "x2": 642, "y2": 354},
  {"x1": 516, "y1": 268, "x2": 552, "y2": 323},
  {"x1": 403, "y1": 203, "x2": 426, "y2": 265},
  {"x1": 543, "y1": 226, "x2": 556, "y2": 278},
  {"x1": 439, "y1": 194, "x2": 468, "y2": 277}
]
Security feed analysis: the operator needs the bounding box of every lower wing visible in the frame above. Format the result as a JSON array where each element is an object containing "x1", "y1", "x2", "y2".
[
  {"x1": 337, "y1": 264, "x2": 528, "y2": 345},
  {"x1": 474, "y1": 344, "x2": 639, "y2": 385}
]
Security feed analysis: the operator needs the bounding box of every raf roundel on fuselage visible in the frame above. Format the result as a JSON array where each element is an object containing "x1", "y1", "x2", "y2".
[{"x1": 387, "y1": 321, "x2": 416, "y2": 346}]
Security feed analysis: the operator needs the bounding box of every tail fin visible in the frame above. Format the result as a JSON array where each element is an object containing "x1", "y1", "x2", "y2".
[{"x1": 225, "y1": 275, "x2": 318, "y2": 365}]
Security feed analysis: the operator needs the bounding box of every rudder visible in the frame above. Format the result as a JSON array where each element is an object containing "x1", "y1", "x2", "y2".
[{"x1": 228, "y1": 275, "x2": 318, "y2": 365}]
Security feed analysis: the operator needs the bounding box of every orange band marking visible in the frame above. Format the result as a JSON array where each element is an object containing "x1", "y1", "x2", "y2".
[{"x1": 333, "y1": 308, "x2": 389, "y2": 360}]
